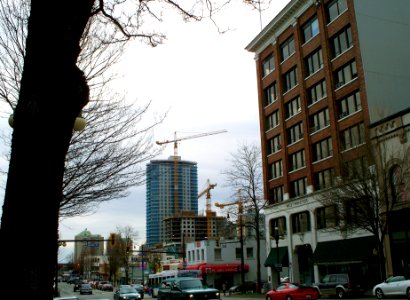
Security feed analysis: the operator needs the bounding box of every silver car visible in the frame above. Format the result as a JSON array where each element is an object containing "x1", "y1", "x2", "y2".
[
  {"x1": 372, "y1": 276, "x2": 410, "y2": 299},
  {"x1": 79, "y1": 283, "x2": 93, "y2": 295}
]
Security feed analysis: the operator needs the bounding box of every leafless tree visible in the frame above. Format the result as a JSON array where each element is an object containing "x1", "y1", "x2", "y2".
[
  {"x1": 316, "y1": 140, "x2": 410, "y2": 281},
  {"x1": 0, "y1": 0, "x2": 165, "y2": 217},
  {"x1": 0, "y1": 0, "x2": 271, "y2": 298},
  {"x1": 107, "y1": 226, "x2": 138, "y2": 284},
  {"x1": 222, "y1": 142, "x2": 266, "y2": 293}
]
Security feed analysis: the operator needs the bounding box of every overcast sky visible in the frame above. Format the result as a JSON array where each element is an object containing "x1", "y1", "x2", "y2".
[{"x1": 0, "y1": 0, "x2": 291, "y2": 261}]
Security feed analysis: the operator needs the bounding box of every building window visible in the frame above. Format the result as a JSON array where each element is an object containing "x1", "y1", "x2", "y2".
[
  {"x1": 340, "y1": 123, "x2": 365, "y2": 151},
  {"x1": 201, "y1": 249, "x2": 204, "y2": 260},
  {"x1": 235, "y1": 248, "x2": 242, "y2": 259},
  {"x1": 331, "y1": 26, "x2": 353, "y2": 58},
  {"x1": 269, "y1": 160, "x2": 283, "y2": 180},
  {"x1": 390, "y1": 165, "x2": 408, "y2": 203},
  {"x1": 302, "y1": 16, "x2": 319, "y2": 43},
  {"x1": 310, "y1": 108, "x2": 330, "y2": 134},
  {"x1": 291, "y1": 211, "x2": 310, "y2": 233},
  {"x1": 264, "y1": 82, "x2": 278, "y2": 107},
  {"x1": 283, "y1": 67, "x2": 298, "y2": 92},
  {"x1": 327, "y1": 0, "x2": 348, "y2": 24},
  {"x1": 214, "y1": 248, "x2": 221, "y2": 259},
  {"x1": 246, "y1": 247, "x2": 254, "y2": 259},
  {"x1": 266, "y1": 110, "x2": 280, "y2": 131},
  {"x1": 291, "y1": 177, "x2": 307, "y2": 197},
  {"x1": 308, "y1": 80, "x2": 327, "y2": 105},
  {"x1": 314, "y1": 168, "x2": 335, "y2": 190},
  {"x1": 289, "y1": 149, "x2": 305, "y2": 171},
  {"x1": 344, "y1": 156, "x2": 368, "y2": 179},
  {"x1": 334, "y1": 60, "x2": 357, "y2": 89},
  {"x1": 269, "y1": 186, "x2": 284, "y2": 204},
  {"x1": 337, "y1": 90, "x2": 361, "y2": 119},
  {"x1": 312, "y1": 137, "x2": 333, "y2": 162},
  {"x1": 267, "y1": 135, "x2": 281, "y2": 155},
  {"x1": 280, "y1": 36, "x2": 295, "y2": 61},
  {"x1": 285, "y1": 96, "x2": 301, "y2": 119},
  {"x1": 316, "y1": 205, "x2": 339, "y2": 229},
  {"x1": 270, "y1": 217, "x2": 287, "y2": 237},
  {"x1": 262, "y1": 54, "x2": 275, "y2": 77},
  {"x1": 188, "y1": 251, "x2": 192, "y2": 262},
  {"x1": 287, "y1": 122, "x2": 304, "y2": 144},
  {"x1": 305, "y1": 48, "x2": 323, "y2": 77}
]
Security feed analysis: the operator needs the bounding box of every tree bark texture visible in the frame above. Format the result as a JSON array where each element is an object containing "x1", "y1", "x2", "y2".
[{"x1": 0, "y1": 1, "x2": 93, "y2": 299}]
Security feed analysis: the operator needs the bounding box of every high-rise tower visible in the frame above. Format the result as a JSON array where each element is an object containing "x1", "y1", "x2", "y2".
[{"x1": 146, "y1": 156, "x2": 198, "y2": 247}]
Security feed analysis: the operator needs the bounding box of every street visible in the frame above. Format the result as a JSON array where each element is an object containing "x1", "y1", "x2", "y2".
[{"x1": 57, "y1": 282, "x2": 378, "y2": 300}]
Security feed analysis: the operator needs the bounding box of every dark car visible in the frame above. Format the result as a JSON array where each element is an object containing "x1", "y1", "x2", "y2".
[
  {"x1": 314, "y1": 273, "x2": 365, "y2": 299},
  {"x1": 132, "y1": 284, "x2": 145, "y2": 299},
  {"x1": 101, "y1": 282, "x2": 114, "y2": 291},
  {"x1": 73, "y1": 280, "x2": 84, "y2": 292},
  {"x1": 79, "y1": 283, "x2": 93, "y2": 295},
  {"x1": 229, "y1": 281, "x2": 257, "y2": 294},
  {"x1": 114, "y1": 286, "x2": 142, "y2": 300}
]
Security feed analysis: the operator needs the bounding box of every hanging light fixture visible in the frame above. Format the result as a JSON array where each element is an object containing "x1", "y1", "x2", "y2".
[
  {"x1": 73, "y1": 112, "x2": 86, "y2": 131},
  {"x1": 8, "y1": 114, "x2": 14, "y2": 128}
]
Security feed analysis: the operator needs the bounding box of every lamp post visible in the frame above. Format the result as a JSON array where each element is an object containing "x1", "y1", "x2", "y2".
[{"x1": 141, "y1": 245, "x2": 145, "y2": 285}]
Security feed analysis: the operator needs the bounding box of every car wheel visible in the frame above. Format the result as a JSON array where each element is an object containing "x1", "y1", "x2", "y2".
[
  {"x1": 406, "y1": 288, "x2": 410, "y2": 299},
  {"x1": 286, "y1": 295, "x2": 292, "y2": 300},
  {"x1": 336, "y1": 288, "x2": 345, "y2": 299},
  {"x1": 266, "y1": 296, "x2": 273, "y2": 300},
  {"x1": 375, "y1": 288, "x2": 384, "y2": 299}
]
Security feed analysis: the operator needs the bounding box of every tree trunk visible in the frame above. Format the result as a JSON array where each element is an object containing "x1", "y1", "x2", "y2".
[{"x1": 0, "y1": 1, "x2": 93, "y2": 299}]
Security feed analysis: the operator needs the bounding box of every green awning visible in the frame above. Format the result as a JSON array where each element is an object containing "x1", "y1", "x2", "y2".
[
  {"x1": 264, "y1": 246, "x2": 289, "y2": 267},
  {"x1": 313, "y1": 236, "x2": 376, "y2": 264}
]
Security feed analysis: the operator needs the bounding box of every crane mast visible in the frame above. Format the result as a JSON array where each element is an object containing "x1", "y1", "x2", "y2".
[
  {"x1": 197, "y1": 179, "x2": 217, "y2": 238},
  {"x1": 156, "y1": 130, "x2": 227, "y2": 215}
]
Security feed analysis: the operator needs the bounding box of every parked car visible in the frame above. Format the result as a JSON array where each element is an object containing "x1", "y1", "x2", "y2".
[
  {"x1": 372, "y1": 275, "x2": 410, "y2": 299},
  {"x1": 79, "y1": 283, "x2": 93, "y2": 295},
  {"x1": 114, "y1": 286, "x2": 142, "y2": 300},
  {"x1": 101, "y1": 282, "x2": 114, "y2": 291},
  {"x1": 314, "y1": 273, "x2": 365, "y2": 299},
  {"x1": 266, "y1": 282, "x2": 319, "y2": 300},
  {"x1": 229, "y1": 281, "x2": 257, "y2": 294},
  {"x1": 132, "y1": 284, "x2": 145, "y2": 299}
]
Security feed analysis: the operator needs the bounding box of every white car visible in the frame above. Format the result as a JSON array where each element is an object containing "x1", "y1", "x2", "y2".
[{"x1": 372, "y1": 276, "x2": 410, "y2": 299}]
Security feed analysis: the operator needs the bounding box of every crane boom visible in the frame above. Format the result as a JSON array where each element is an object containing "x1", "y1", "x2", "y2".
[{"x1": 156, "y1": 130, "x2": 227, "y2": 216}]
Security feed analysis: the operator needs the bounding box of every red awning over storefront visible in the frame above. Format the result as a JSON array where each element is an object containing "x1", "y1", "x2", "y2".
[
  {"x1": 184, "y1": 263, "x2": 205, "y2": 270},
  {"x1": 199, "y1": 263, "x2": 249, "y2": 273}
]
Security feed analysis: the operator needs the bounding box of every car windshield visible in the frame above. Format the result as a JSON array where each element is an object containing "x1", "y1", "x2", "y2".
[
  {"x1": 120, "y1": 287, "x2": 138, "y2": 294},
  {"x1": 180, "y1": 280, "x2": 203, "y2": 289}
]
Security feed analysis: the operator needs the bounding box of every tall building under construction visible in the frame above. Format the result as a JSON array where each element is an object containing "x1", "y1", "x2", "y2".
[{"x1": 146, "y1": 156, "x2": 198, "y2": 247}]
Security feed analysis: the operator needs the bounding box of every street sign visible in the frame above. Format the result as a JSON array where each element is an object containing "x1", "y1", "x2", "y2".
[{"x1": 86, "y1": 241, "x2": 100, "y2": 248}]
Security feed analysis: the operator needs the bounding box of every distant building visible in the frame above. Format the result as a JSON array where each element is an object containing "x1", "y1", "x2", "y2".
[
  {"x1": 146, "y1": 156, "x2": 198, "y2": 247},
  {"x1": 246, "y1": 0, "x2": 410, "y2": 288},
  {"x1": 74, "y1": 228, "x2": 103, "y2": 266},
  {"x1": 185, "y1": 238, "x2": 268, "y2": 290},
  {"x1": 369, "y1": 108, "x2": 410, "y2": 276}
]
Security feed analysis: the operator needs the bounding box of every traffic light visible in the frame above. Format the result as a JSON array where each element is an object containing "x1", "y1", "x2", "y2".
[{"x1": 110, "y1": 233, "x2": 116, "y2": 245}]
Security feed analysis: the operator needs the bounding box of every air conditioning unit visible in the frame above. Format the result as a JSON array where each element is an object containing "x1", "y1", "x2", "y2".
[
  {"x1": 335, "y1": 81, "x2": 345, "y2": 89},
  {"x1": 339, "y1": 111, "x2": 348, "y2": 119}
]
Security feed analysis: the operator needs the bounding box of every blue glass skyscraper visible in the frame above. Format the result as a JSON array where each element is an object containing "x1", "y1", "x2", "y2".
[{"x1": 146, "y1": 156, "x2": 198, "y2": 247}]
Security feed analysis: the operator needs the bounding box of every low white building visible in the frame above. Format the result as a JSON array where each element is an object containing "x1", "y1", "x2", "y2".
[{"x1": 185, "y1": 237, "x2": 267, "y2": 290}]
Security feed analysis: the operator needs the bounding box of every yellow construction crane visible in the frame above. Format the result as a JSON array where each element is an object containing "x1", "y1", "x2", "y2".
[
  {"x1": 156, "y1": 130, "x2": 227, "y2": 215},
  {"x1": 197, "y1": 179, "x2": 217, "y2": 238},
  {"x1": 214, "y1": 196, "x2": 245, "y2": 285}
]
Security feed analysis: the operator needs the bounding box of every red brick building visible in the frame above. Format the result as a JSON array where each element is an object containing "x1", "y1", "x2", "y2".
[{"x1": 246, "y1": 0, "x2": 410, "y2": 288}]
